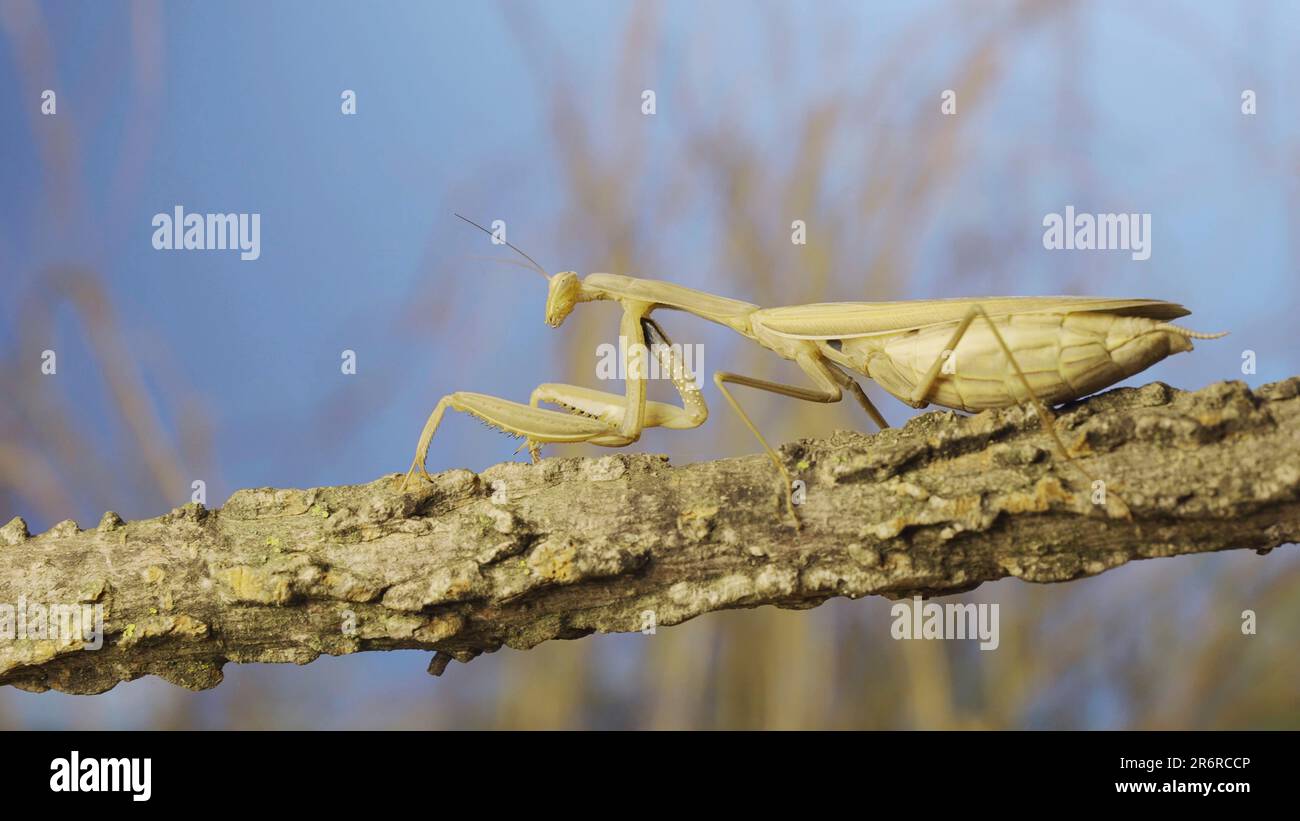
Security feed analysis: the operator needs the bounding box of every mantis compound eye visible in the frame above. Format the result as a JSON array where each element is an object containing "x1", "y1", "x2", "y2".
[{"x1": 545, "y1": 271, "x2": 581, "y2": 327}]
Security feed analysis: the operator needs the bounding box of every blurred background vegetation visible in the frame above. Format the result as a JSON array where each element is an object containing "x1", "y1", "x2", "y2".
[{"x1": 1, "y1": 0, "x2": 1296, "y2": 728}]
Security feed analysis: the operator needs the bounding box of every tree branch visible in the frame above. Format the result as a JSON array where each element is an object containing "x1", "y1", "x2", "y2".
[{"x1": 3, "y1": 378, "x2": 1298, "y2": 694}]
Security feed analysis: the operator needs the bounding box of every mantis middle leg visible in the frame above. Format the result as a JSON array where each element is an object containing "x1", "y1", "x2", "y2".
[{"x1": 713, "y1": 351, "x2": 887, "y2": 527}]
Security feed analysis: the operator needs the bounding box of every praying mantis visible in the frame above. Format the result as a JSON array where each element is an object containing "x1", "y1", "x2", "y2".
[{"x1": 402, "y1": 217, "x2": 1226, "y2": 526}]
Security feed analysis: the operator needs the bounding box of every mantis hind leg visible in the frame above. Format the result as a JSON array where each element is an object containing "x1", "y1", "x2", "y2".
[
  {"x1": 713, "y1": 352, "x2": 847, "y2": 529},
  {"x1": 908, "y1": 304, "x2": 1131, "y2": 518}
]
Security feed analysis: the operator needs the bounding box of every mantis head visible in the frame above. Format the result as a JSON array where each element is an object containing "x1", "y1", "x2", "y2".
[
  {"x1": 451, "y1": 214, "x2": 582, "y2": 326},
  {"x1": 545, "y1": 271, "x2": 581, "y2": 327}
]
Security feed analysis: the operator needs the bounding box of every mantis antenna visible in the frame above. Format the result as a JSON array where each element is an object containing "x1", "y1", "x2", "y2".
[
  {"x1": 454, "y1": 254, "x2": 555, "y2": 274},
  {"x1": 453, "y1": 213, "x2": 551, "y2": 279}
]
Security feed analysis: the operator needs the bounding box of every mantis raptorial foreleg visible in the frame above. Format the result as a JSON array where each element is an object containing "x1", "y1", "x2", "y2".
[
  {"x1": 401, "y1": 392, "x2": 622, "y2": 487},
  {"x1": 528, "y1": 383, "x2": 705, "y2": 429},
  {"x1": 907, "y1": 303, "x2": 1131, "y2": 517},
  {"x1": 401, "y1": 307, "x2": 713, "y2": 488},
  {"x1": 400, "y1": 302, "x2": 650, "y2": 489},
  {"x1": 527, "y1": 317, "x2": 709, "y2": 453}
]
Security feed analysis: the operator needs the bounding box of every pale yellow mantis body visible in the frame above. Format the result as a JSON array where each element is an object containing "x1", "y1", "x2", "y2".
[{"x1": 403, "y1": 219, "x2": 1225, "y2": 526}]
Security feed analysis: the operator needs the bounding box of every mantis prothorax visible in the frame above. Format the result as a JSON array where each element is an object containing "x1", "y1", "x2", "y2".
[{"x1": 402, "y1": 217, "x2": 1226, "y2": 527}]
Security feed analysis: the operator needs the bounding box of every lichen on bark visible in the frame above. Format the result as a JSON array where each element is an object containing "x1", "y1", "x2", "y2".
[{"x1": 1, "y1": 377, "x2": 1297, "y2": 694}]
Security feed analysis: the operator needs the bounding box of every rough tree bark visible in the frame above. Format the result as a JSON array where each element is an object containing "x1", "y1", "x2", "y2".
[{"x1": 2, "y1": 378, "x2": 1297, "y2": 694}]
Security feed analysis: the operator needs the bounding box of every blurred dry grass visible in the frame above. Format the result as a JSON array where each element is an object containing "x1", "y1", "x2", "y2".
[{"x1": 1, "y1": 0, "x2": 1296, "y2": 729}]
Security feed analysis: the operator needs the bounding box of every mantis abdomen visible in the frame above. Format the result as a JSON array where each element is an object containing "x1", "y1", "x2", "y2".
[{"x1": 832, "y1": 312, "x2": 1199, "y2": 412}]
